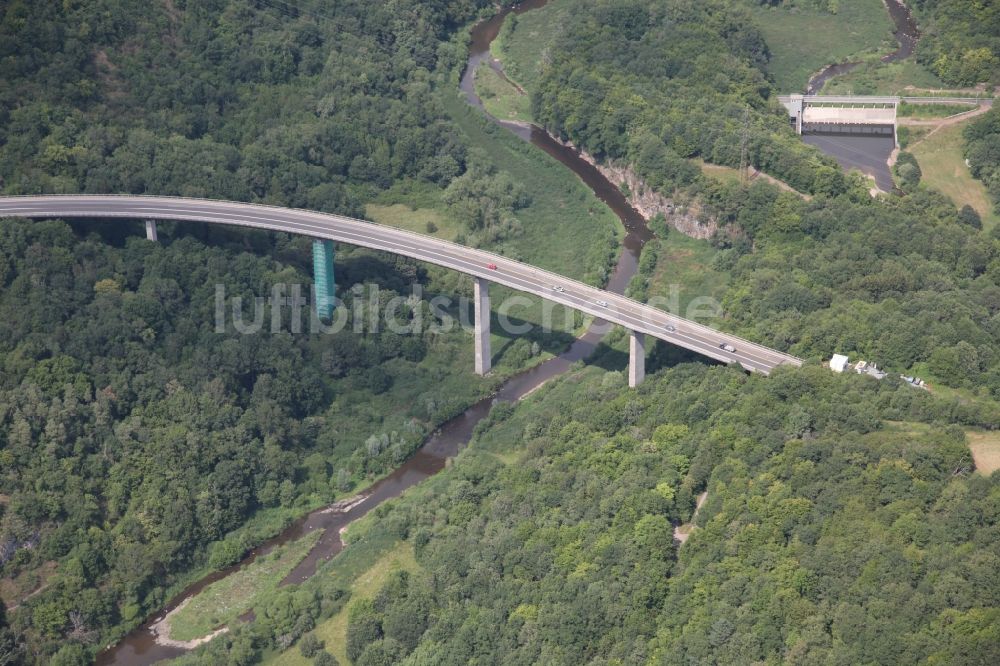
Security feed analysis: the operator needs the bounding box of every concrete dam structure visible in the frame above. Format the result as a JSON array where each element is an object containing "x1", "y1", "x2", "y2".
[
  {"x1": 779, "y1": 94, "x2": 899, "y2": 144},
  {"x1": 778, "y1": 94, "x2": 992, "y2": 148}
]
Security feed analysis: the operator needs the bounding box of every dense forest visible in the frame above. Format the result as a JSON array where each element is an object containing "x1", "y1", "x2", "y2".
[
  {"x1": 0, "y1": 216, "x2": 507, "y2": 662},
  {"x1": 0, "y1": 0, "x2": 492, "y2": 205},
  {"x1": 704, "y1": 184, "x2": 1000, "y2": 402},
  {"x1": 965, "y1": 106, "x2": 1000, "y2": 214},
  {"x1": 531, "y1": 0, "x2": 853, "y2": 197},
  {"x1": 347, "y1": 365, "x2": 997, "y2": 665},
  {"x1": 1, "y1": 0, "x2": 999, "y2": 663},
  {"x1": 751, "y1": 0, "x2": 838, "y2": 7},
  {"x1": 181, "y1": 363, "x2": 999, "y2": 665},
  {"x1": 523, "y1": 0, "x2": 1000, "y2": 395},
  {"x1": 911, "y1": 0, "x2": 1000, "y2": 86},
  {"x1": 0, "y1": 0, "x2": 536, "y2": 661}
]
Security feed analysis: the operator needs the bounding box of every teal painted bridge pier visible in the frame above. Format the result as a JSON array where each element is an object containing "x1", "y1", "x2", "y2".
[{"x1": 312, "y1": 240, "x2": 336, "y2": 320}]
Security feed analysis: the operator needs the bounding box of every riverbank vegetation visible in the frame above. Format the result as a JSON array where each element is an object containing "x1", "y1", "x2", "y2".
[
  {"x1": 473, "y1": 63, "x2": 533, "y2": 124},
  {"x1": 754, "y1": 0, "x2": 1000, "y2": 94},
  {"x1": 439, "y1": 94, "x2": 619, "y2": 285},
  {"x1": 626, "y1": 234, "x2": 731, "y2": 322},
  {"x1": 171, "y1": 507, "x2": 412, "y2": 665},
  {"x1": 169, "y1": 531, "x2": 323, "y2": 642},
  {"x1": 824, "y1": 0, "x2": 1000, "y2": 95},
  {"x1": 821, "y1": 58, "x2": 946, "y2": 96},
  {"x1": 257, "y1": 362, "x2": 1000, "y2": 665},
  {"x1": 268, "y1": 540, "x2": 418, "y2": 666},
  {"x1": 491, "y1": 7, "x2": 568, "y2": 97},
  {"x1": 432, "y1": 92, "x2": 619, "y2": 350}
]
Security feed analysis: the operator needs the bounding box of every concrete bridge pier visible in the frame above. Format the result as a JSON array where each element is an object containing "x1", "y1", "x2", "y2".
[
  {"x1": 144, "y1": 220, "x2": 158, "y2": 241},
  {"x1": 474, "y1": 277, "x2": 491, "y2": 376},
  {"x1": 629, "y1": 330, "x2": 645, "y2": 388}
]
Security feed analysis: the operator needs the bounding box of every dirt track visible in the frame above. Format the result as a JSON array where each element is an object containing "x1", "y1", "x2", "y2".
[{"x1": 900, "y1": 104, "x2": 991, "y2": 151}]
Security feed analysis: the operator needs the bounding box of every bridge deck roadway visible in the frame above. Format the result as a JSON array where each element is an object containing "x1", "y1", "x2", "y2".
[{"x1": 0, "y1": 195, "x2": 803, "y2": 375}]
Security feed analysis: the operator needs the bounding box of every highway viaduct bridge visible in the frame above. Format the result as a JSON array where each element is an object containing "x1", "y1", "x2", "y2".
[
  {"x1": 0, "y1": 195, "x2": 802, "y2": 386},
  {"x1": 777, "y1": 94, "x2": 992, "y2": 146}
]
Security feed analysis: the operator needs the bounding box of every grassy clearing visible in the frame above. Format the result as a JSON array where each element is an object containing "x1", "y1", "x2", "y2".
[
  {"x1": 360, "y1": 80, "x2": 624, "y2": 375},
  {"x1": 647, "y1": 233, "x2": 729, "y2": 320},
  {"x1": 490, "y1": 448, "x2": 524, "y2": 466},
  {"x1": 0, "y1": 561, "x2": 57, "y2": 609},
  {"x1": 967, "y1": 431, "x2": 1000, "y2": 475},
  {"x1": 269, "y1": 540, "x2": 419, "y2": 666},
  {"x1": 696, "y1": 159, "x2": 743, "y2": 186},
  {"x1": 910, "y1": 122, "x2": 1000, "y2": 230},
  {"x1": 372, "y1": 91, "x2": 621, "y2": 281},
  {"x1": 749, "y1": 0, "x2": 894, "y2": 92},
  {"x1": 474, "y1": 63, "x2": 532, "y2": 124},
  {"x1": 883, "y1": 420, "x2": 935, "y2": 437},
  {"x1": 695, "y1": 159, "x2": 808, "y2": 198},
  {"x1": 900, "y1": 363, "x2": 1000, "y2": 421},
  {"x1": 364, "y1": 202, "x2": 462, "y2": 242},
  {"x1": 491, "y1": 3, "x2": 573, "y2": 95},
  {"x1": 169, "y1": 530, "x2": 323, "y2": 642}
]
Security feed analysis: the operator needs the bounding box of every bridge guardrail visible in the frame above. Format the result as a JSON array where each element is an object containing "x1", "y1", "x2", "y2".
[{"x1": 0, "y1": 194, "x2": 805, "y2": 368}]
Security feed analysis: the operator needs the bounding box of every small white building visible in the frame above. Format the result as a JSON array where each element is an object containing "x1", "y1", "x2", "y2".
[{"x1": 829, "y1": 354, "x2": 850, "y2": 373}]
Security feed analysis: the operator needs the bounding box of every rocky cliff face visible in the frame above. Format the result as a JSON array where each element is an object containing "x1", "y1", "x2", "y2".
[
  {"x1": 550, "y1": 135, "x2": 718, "y2": 240},
  {"x1": 594, "y1": 158, "x2": 717, "y2": 240}
]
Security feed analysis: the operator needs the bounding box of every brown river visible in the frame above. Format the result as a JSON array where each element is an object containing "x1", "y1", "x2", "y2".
[
  {"x1": 806, "y1": 0, "x2": 920, "y2": 94},
  {"x1": 96, "y1": 1, "x2": 652, "y2": 663}
]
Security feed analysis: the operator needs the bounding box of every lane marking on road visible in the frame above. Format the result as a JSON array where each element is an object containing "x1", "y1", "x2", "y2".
[{"x1": 0, "y1": 199, "x2": 800, "y2": 370}]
